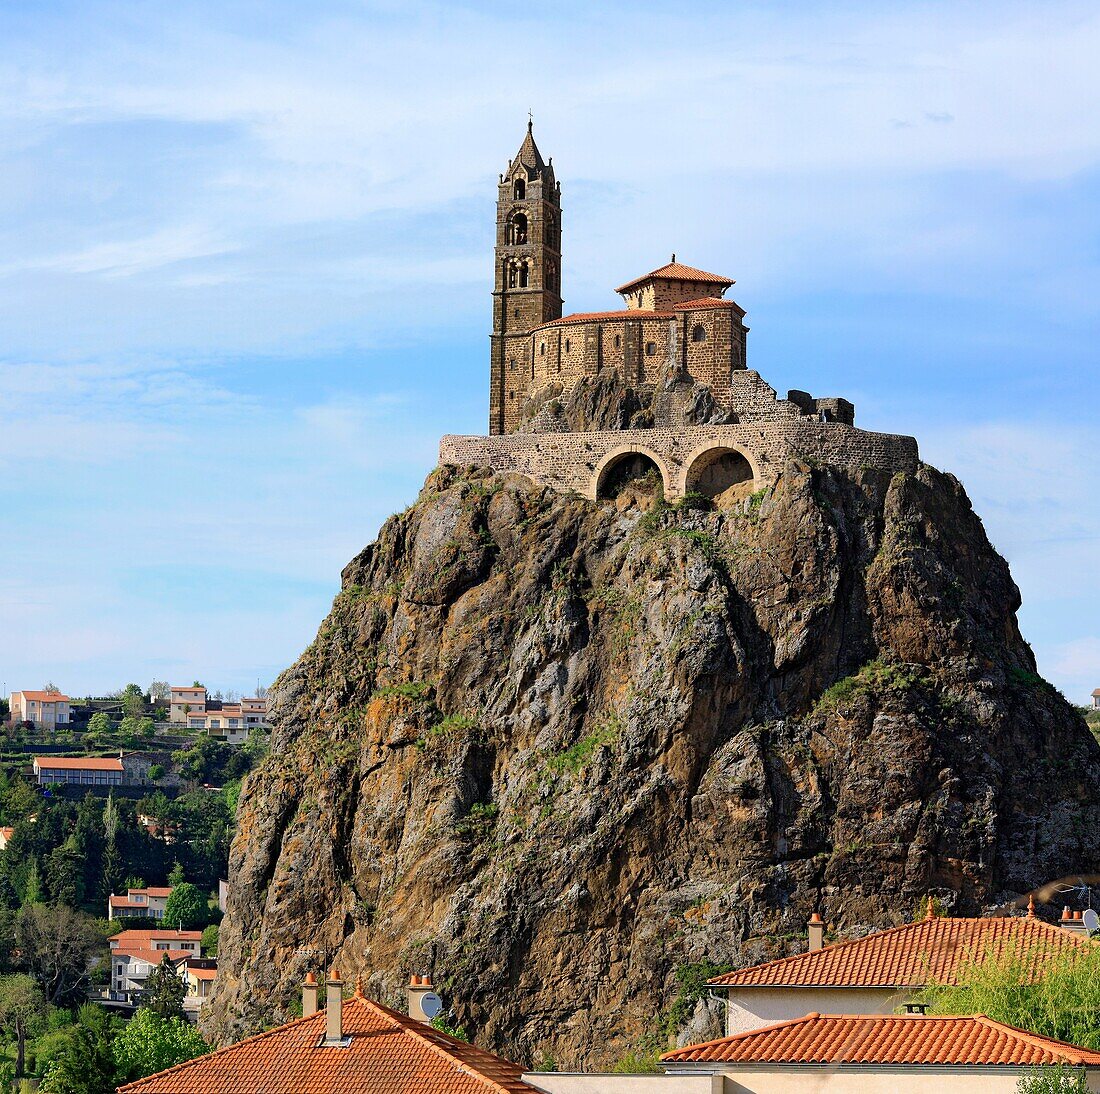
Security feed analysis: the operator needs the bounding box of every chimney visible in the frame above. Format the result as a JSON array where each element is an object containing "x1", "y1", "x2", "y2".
[
  {"x1": 324, "y1": 967, "x2": 346, "y2": 1045},
  {"x1": 303, "y1": 972, "x2": 318, "y2": 1017},
  {"x1": 407, "y1": 975, "x2": 436, "y2": 1022},
  {"x1": 1059, "y1": 907, "x2": 1086, "y2": 934},
  {"x1": 808, "y1": 913, "x2": 825, "y2": 952}
]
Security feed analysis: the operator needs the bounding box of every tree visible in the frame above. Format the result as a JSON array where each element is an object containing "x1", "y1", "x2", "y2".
[
  {"x1": 86, "y1": 712, "x2": 111, "y2": 738},
  {"x1": 200, "y1": 924, "x2": 218, "y2": 957},
  {"x1": 14, "y1": 904, "x2": 106, "y2": 1005},
  {"x1": 167, "y1": 861, "x2": 186, "y2": 887},
  {"x1": 46, "y1": 837, "x2": 85, "y2": 908},
  {"x1": 121, "y1": 684, "x2": 145, "y2": 718},
  {"x1": 39, "y1": 1004, "x2": 117, "y2": 1094},
  {"x1": 0, "y1": 974, "x2": 45, "y2": 1076},
  {"x1": 42, "y1": 683, "x2": 61, "y2": 695},
  {"x1": 921, "y1": 943, "x2": 1100, "y2": 1051},
  {"x1": 119, "y1": 715, "x2": 154, "y2": 741},
  {"x1": 140, "y1": 954, "x2": 186, "y2": 1020},
  {"x1": 1017, "y1": 1067, "x2": 1090, "y2": 1094},
  {"x1": 162, "y1": 883, "x2": 207, "y2": 930},
  {"x1": 113, "y1": 1007, "x2": 207, "y2": 1081},
  {"x1": 101, "y1": 794, "x2": 121, "y2": 900},
  {"x1": 148, "y1": 682, "x2": 170, "y2": 704}
]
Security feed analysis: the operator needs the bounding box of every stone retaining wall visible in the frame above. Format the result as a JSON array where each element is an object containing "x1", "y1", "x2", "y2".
[{"x1": 439, "y1": 421, "x2": 919, "y2": 501}]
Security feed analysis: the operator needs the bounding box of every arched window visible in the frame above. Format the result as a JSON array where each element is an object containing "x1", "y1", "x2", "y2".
[
  {"x1": 614, "y1": 334, "x2": 622, "y2": 349},
  {"x1": 509, "y1": 358, "x2": 516, "y2": 371},
  {"x1": 513, "y1": 178, "x2": 526, "y2": 200},
  {"x1": 645, "y1": 341, "x2": 657, "y2": 356},
  {"x1": 564, "y1": 339, "x2": 571, "y2": 353},
  {"x1": 539, "y1": 342, "x2": 546, "y2": 356},
  {"x1": 546, "y1": 261, "x2": 556, "y2": 290},
  {"x1": 692, "y1": 324, "x2": 707, "y2": 343},
  {"x1": 509, "y1": 212, "x2": 528, "y2": 245},
  {"x1": 519, "y1": 261, "x2": 529, "y2": 288},
  {"x1": 507, "y1": 263, "x2": 518, "y2": 289}
]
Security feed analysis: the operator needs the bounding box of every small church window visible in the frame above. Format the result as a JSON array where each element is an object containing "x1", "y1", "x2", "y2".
[
  {"x1": 519, "y1": 262, "x2": 529, "y2": 288},
  {"x1": 645, "y1": 341, "x2": 657, "y2": 356},
  {"x1": 614, "y1": 334, "x2": 621, "y2": 349},
  {"x1": 564, "y1": 339, "x2": 571, "y2": 353},
  {"x1": 514, "y1": 178, "x2": 526, "y2": 200},
  {"x1": 509, "y1": 358, "x2": 516, "y2": 371},
  {"x1": 508, "y1": 264, "x2": 518, "y2": 289},
  {"x1": 692, "y1": 324, "x2": 707, "y2": 343},
  {"x1": 539, "y1": 342, "x2": 546, "y2": 356},
  {"x1": 510, "y1": 212, "x2": 528, "y2": 245}
]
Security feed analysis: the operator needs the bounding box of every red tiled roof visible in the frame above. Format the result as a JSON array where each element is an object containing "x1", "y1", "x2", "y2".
[
  {"x1": 187, "y1": 967, "x2": 217, "y2": 981},
  {"x1": 661, "y1": 1013, "x2": 1100, "y2": 1066},
  {"x1": 34, "y1": 757, "x2": 123, "y2": 771},
  {"x1": 1092, "y1": 688, "x2": 1100, "y2": 697},
  {"x1": 616, "y1": 261, "x2": 734, "y2": 294},
  {"x1": 542, "y1": 309, "x2": 673, "y2": 326},
  {"x1": 671, "y1": 297, "x2": 742, "y2": 310},
  {"x1": 18, "y1": 691, "x2": 71, "y2": 703},
  {"x1": 136, "y1": 887, "x2": 173, "y2": 898},
  {"x1": 118, "y1": 993, "x2": 540, "y2": 1094},
  {"x1": 112, "y1": 948, "x2": 191, "y2": 965},
  {"x1": 708, "y1": 915, "x2": 1090, "y2": 989},
  {"x1": 110, "y1": 929, "x2": 202, "y2": 945}
]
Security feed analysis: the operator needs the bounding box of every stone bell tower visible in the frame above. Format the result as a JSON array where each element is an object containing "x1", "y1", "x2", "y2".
[{"x1": 489, "y1": 120, "x2": 562, "y2": 435}]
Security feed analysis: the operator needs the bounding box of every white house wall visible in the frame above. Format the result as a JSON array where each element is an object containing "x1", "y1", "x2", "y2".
[{"x1": 724, "y1": 988, "x2": 908, "y2": 1034}]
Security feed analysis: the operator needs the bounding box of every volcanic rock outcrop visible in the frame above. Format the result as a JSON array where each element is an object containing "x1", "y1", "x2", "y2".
[{"x1": 205, "y1": 392, "x2": 1100, "y2": 1068}]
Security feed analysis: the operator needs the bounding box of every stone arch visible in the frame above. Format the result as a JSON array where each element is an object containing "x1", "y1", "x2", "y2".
[
  {"x1": 592, "y1": 445, "x2": 671, "y2": 502},
  {"x1": 681, "y1": 443, "x2": 760, "y2": 501}
]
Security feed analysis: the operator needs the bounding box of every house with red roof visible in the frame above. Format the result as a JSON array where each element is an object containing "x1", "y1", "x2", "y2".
[
  {"x1": 108, "y1": 885, "x2": 175, "y2": 921},
  {"x1": 33, "y1": 755, "x2": 123, "y2": 787},
  {"x1": 708, "y1": 907, "x2": 1091, "y2": 1035},
  {"x1": 9, "y1": 689, "x2": 71, "y2": 728},
  {"x1": 657, "y1": 1012, "x2": 1100, "y2": 1094}
]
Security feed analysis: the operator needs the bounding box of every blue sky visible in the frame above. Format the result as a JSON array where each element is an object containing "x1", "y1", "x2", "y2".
[{"x1": 1, "y1": 0, "x2": 1098, "y2": 702}]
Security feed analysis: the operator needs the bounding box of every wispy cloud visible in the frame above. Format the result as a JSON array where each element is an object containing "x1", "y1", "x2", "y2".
[{"x1": 0, "y1": 0, "x2": 1098, "y2": 697}]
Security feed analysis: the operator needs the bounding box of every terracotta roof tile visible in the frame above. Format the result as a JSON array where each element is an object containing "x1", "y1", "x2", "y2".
[
  {"x1": 117, "y1": 994, "x2": 541, "y2": 1094},
  {"x1": 662, "y1": 1013, "x2": 1100, "y2": 1066},
  {"x1": 34, "y1": 757, "x2": 123, "y2": 771},
  {"x1": 671, "y1": 297, "x2": 743, "y2": 310},
  {"x1": 541, "y1": 309, "x2": 673, "y2": 326},
  {"x1": 17, "y1": 691, "x2": 71, "y2": 702},
  {"x1": 616, "y1": 261, "x2": 735, "y2": 294},
  {"x1": 709, "y1": 916, "x2": 1089, "y2": 989},
  {"x1": 110, "y1": 929, "x2": 203, "y2": 945}
]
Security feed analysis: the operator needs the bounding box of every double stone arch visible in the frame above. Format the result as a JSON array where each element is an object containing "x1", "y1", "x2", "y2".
[{"x1": 590, "y1": 441, "x2": 761, "y2": 502}]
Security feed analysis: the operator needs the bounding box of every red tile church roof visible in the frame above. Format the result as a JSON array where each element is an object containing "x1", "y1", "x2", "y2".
[{"x1": 616, "y1": 260, "x2": 734, "y2": 294}]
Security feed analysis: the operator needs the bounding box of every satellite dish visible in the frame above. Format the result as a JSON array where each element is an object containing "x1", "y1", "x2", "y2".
[
  {"x1": 1083, "y1": 909, "x2": 1099, "y2": 934},
  {"x1": 420, "y1": 992, "x2": 444, "y2": 1020}
]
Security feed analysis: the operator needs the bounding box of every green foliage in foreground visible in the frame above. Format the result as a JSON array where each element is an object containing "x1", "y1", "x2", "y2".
[
  {"x1": 112, "y1": 1009, "x2": 208, "y2": 1083},
  {"x1": 39, "y1": 1004, "x2": 208, "y2": 1094},
  {"x1": 919, "y1": 942, "x2": 1100, "y2": 1051},
  {"x1": 1017, "y1": 1066, "x2": 1089, "y2": 1094}
]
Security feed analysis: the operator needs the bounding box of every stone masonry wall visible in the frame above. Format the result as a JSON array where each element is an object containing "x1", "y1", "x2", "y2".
[{"x1": 438, "y1": 420, "x2": 919, "y2": 501}]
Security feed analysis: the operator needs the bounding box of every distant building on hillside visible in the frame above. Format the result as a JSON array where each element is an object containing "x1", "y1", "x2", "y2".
[
  {"x1": 108, "y1": 886, "x2": 174, "y2": 921},
  {"x1": 168, "y1": 686, "x2": 268, "y2": 744},
  {"x1": 1092, "y1": 687, "x2": 1100, "y2": 710},
  {"x1": 10, "y1": 690, "x2": 71, "y2": 728},
  {"x1": 33, "y1": 755, "x2": 123, "y2": 787},
  {"x1": 0, "y1": 827, "x2": 13, "y2": 850}
]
